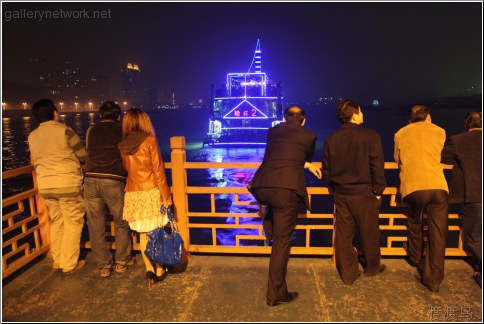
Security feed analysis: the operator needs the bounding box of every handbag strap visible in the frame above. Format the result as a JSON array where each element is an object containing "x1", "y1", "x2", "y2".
[
  {"x1": 167, "y1": 205, "x2": 179, "y2": 233},
  {"x1": 161, "y1": 205, "x2": 179, "y2": 233}
]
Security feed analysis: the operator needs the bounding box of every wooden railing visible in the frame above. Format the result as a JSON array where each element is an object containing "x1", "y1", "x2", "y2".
[
  {"x1": 2, "y1": 165, "x2": 50, "y2": 279},
  {"x1": 1, "y1": 136, "x2": 465, "y2": 278}
]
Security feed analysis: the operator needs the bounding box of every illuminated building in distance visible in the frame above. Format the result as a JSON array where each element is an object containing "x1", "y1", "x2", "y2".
[
  {"x1": 204, "y1": 39, "x2": 283, "y2": 146},
  {"x1": 121, "y1": 63, "x2": 141, "y2": 107}
]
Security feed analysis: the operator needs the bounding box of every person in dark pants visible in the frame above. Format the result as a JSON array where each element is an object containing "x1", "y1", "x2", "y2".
[
  {"x1": 322, "y1": 99, "x2": 387, "y2": 285},
  {"x1": 394, "y1": 105, "x2": 449, "y2": 293},
  {"x1": 84, "y1": 101, "x2": 134, "y2": 278},
  {"x1": 250, "y1": 106, "x2": 321, "y2": 307},
  {"x1": 441, "y1": 112, "x2": 482, "y2": 288}
]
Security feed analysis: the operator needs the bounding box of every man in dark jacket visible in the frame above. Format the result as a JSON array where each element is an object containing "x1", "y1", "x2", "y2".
[
  {"x1": 441, "y1": 112, "x2": 482, "y2": 288},
  {"x1": 84, "y1": 101, "x2": 134, "y2": 278},
  {"x1": 250, "y1": 106, "x2": 321, "y2": 307},
  {"x1": 322, "y1": 99, "x2": 387, "y2": 285}
]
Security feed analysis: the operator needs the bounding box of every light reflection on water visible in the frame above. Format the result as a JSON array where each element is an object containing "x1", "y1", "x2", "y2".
[
  {"x1": 2, "y1": 112, "x2": 102, "y2": 171},
  {"x1": 199, "y1": 148, "x2": 264, "y2": 246},
  {"x1": 2, "y1": 111, "x2": 266, "y2": 246},
  {"x1": 2, "y1": 117, "x2": 15, "y2": 168},
  {"x1": 88, "y1": 112, "x2": 95, "y2": 127},
  {"x1": 5, "y1": 107, "x2": 465, "y2": 246},
  {"x1": 22, "y1": 116, "x2": 32, "y2": 159}
]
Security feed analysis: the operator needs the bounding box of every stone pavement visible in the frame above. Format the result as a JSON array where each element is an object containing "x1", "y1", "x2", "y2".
[{"x1": 2, "y1": 254, "x2": 482, "y2": 322}]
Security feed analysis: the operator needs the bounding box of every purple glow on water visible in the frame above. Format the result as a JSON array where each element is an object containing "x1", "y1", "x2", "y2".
[
  {"x1": 4, "y1": 106, "x2": 466, "y2": 247},
  {"x1": 213, "y1": 142, "x2": 266, "y2": 146},
  {"x1": 188, "y1": 147, "x2": 266, "y2": 246}
]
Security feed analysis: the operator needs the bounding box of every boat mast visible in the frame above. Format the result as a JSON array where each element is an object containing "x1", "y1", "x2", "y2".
[{"x1": 247, "y1": 39, "x2": 262, "y2": 73}]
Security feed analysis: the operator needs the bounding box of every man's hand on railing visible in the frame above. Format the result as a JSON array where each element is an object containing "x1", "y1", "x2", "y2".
[{"x1": 305, "y1": 162, "x2": 322, "y2": 179}]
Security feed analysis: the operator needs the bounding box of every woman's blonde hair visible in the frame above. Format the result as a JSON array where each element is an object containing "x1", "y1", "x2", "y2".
[{"x1": 122, "y1": 108, "x2": 155, "y2": 137}]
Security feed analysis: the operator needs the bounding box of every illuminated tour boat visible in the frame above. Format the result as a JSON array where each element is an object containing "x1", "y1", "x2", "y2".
[{"x1": 204, "y1": 39, "x2": 283, "y2": 147}]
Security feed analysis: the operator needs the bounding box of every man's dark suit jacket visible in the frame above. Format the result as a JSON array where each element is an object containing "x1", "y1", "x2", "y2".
[
  {"x1": 322, "y1": 123, "x2": 386, "y2": 197},
  {"x1": 441, "y1": 130, "x2": 482, "y2": 203},
  {"x1": 250, "y1": 121, "x2": 317, "y2": 209}
]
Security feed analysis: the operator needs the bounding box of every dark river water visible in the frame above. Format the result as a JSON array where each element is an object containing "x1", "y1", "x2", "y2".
[{"x1": 1, "y1": 105, "x2": 473, "y2": 247}]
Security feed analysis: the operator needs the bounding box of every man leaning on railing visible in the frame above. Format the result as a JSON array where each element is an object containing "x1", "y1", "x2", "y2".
[{"x1": 28, "y1": 98, "x2": 87, "y2": 275}]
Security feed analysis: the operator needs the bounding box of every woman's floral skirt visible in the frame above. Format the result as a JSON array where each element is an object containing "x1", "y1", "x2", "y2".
[{"x1": 123, "y1": 187, "x2": 168, "y2": 232}]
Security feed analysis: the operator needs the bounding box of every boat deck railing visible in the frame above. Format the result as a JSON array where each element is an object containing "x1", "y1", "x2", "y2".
[{"x1": 1, "y1": 136, "x2": 464, "y2": 279}]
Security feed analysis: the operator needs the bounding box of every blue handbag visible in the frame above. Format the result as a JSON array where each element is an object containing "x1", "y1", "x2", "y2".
[{"x1": 144, "y1": 205, "x2": 184, "y2": 266}]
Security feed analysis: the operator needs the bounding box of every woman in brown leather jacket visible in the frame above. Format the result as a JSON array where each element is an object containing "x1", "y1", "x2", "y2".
[{"x1": 118, "y1": 108, "x2": 172, "y2": 288}]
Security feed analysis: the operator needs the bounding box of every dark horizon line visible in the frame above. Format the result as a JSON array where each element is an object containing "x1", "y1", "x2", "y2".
[{"x1": 2, "y1": 93, "x2": 481, "y2": 113}]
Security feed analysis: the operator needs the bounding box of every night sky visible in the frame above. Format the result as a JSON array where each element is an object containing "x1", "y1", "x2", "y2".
[{"x1": 2, "y1": 1, "x2": 482, "y2": 105}]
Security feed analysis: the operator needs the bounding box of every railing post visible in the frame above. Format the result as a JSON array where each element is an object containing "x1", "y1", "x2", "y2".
[
  {"x1": 170, "y1": 136, "x2": 189, "y2": 252},
  {"x1": 32, "y1": 168, "x2": 51, "y2": 257}
]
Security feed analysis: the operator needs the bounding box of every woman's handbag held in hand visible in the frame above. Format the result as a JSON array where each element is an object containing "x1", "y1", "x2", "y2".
[{"x1": 144, "y1": 205, "x2": 184, "y2": 266}]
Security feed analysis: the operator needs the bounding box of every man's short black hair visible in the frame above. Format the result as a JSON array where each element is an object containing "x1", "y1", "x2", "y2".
[
  {"x1": 408, "y1": 105, "x2": 430, "y2": 123},
  {"x1": 464, "y1": 111, "x2": 482, "y2": 130},
  {"x1": 31, "y1": 99, "x2": 57, "y2": 123},
  {"x1": 99, "y1": 101, "x2": 121, "y2": 120},
  {"x1": 336, "y1": 99, "x2": 360, "y2": 124},
  {"x1": 284, "y1": 106, "x2": 305, "y2": 124}
]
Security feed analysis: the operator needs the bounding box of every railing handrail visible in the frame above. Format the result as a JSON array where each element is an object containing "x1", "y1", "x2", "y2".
[
  {"x1": 1, "y1": 161, "x2": 454, "y2": 175},
  {"x1": 182, "y1": 161, "x2": 453, "y2": 170},
  {"x1": 2, "y1": 165, "x2": 34, "y2": 179},
  {"x1": 1, "y1": 138, "x2": 458, "y2": 279}
]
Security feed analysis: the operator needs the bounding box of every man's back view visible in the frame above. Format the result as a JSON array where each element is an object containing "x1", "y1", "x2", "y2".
[
  {"x1": 322, "y1": 99, "x2": 386, "y2": 285},
  {"x1": 28, "y1": 98, "x2": 87, "y2": 275},
  {"x1": 441, "y1": 112, "x2": 482, "y2": 288},
  {"x1": 251, "y1": 117, "x2": 316, "y2": 208},
  {"x1": 394, "y1": 104, "x2": 448, "y2": 292},
  {"x1": 84, "y1": 101, "x2": 133, "y2": 278},
  {"x1": 250, "y1": 106, "x2": 319, "y2": 306}
]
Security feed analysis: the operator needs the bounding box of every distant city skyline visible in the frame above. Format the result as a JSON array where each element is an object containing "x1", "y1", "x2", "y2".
[{"x1": 2, "y1": 2, "x2": 482, "y2": 107}]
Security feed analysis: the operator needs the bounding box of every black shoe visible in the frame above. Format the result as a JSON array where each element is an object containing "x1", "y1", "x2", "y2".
[
  {"x1": 473, "y1": 272, "x2": 482, "y2": 289},
  {"x1": 423, "y1": 282, "x2": 439, "y2": 293},
  {"x1": 364, "y1": 264, "x2": 386, "y2": 277},
  {"x1": 146, "y1": 271, "x2": 157, "y2": 289},
  {"x1": 343, "y1": 270, "x2": 362, "y2": 285},
  {"x1": 165, "y1": 262, "x2": 189, "y2": 274},
  {"x1": 157, "y1": 271, "x2": 168, "y2": 282},
  {"x1": 414, "y1": 272, "x2": 439, "y2": 292},
  {"x1": 266, "y1": 292, "x2": 299, "y2": 307}
]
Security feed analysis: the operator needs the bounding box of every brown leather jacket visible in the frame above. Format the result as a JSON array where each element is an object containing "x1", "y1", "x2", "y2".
[{"x1": 119, "y1": 134, "x2": 172, "y2": 204}]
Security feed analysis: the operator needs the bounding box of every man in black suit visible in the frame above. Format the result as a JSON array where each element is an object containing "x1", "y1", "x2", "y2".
[
  {"x1": 322, "y1": 99, "x2": 387, "y2": 285},
  {"x1": 441, "y1": 112, "x2": 482, "y2": 288},
  {"x1": 250, "y1": 106, "x2": 321, "y2": 307}
]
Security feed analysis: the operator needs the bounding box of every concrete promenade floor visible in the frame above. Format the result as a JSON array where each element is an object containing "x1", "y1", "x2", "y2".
[{"x1": 2, "y1": 253, "x2": 482, "y2": 322}]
